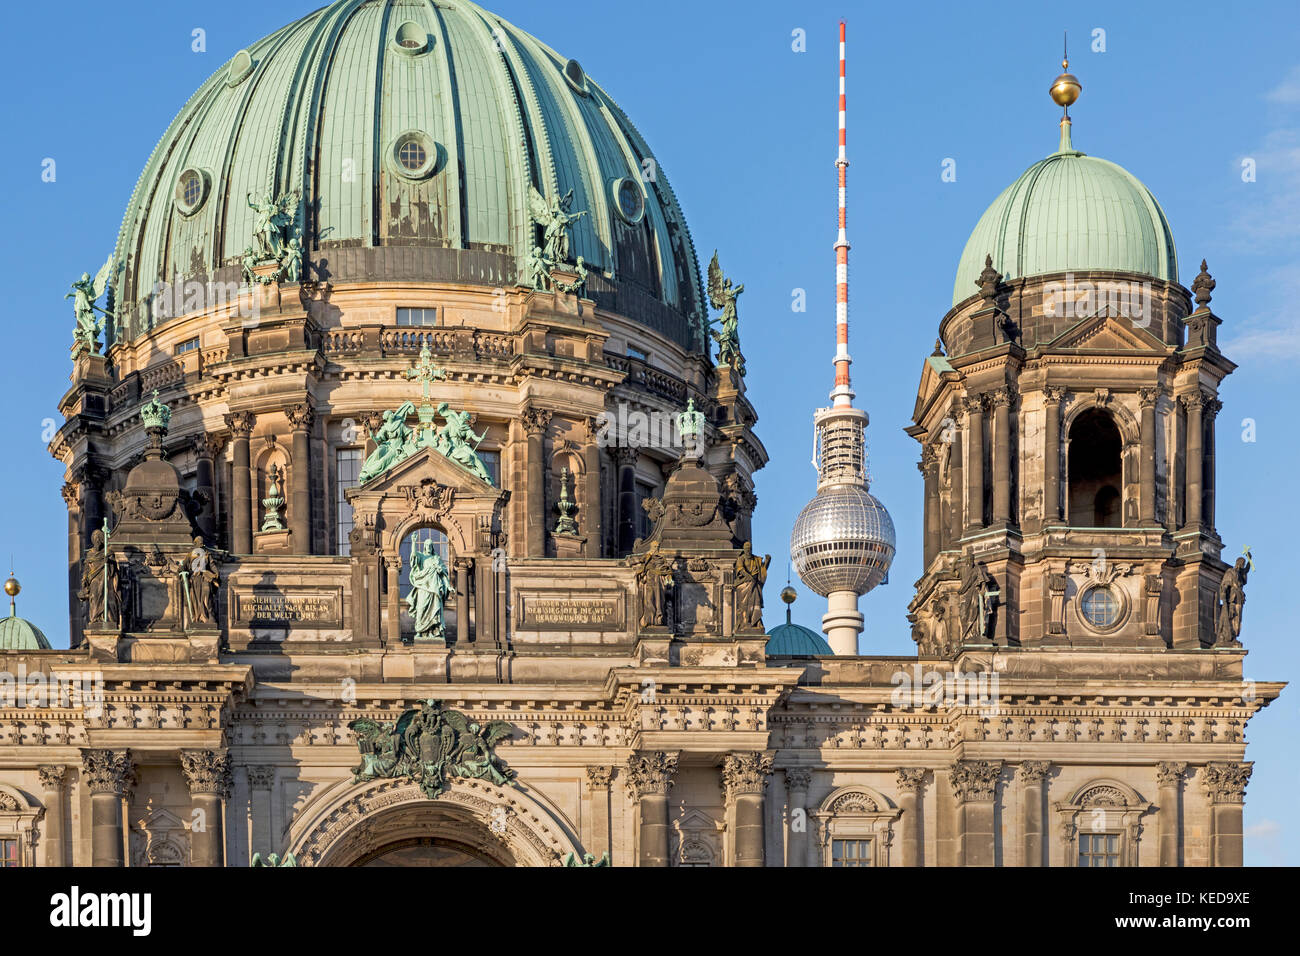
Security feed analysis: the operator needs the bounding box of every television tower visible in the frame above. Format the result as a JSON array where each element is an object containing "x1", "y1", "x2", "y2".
[{"x1": 789, "y1": 21, "x2": 896, "y2": 655}]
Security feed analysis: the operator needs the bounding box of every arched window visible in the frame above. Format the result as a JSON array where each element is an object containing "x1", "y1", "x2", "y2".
[{"x1": 1068, "y1": 409, "x2": 1122, "y2": 528}]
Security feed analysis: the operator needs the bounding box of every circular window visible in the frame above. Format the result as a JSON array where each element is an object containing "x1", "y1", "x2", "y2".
[
  {"x1": 1079, "y1": 586, "x2": 1122, "y2": 631},
  {"x1": 563, "y1": 58, "x2": 588, "y2": 95},
  {"x1": 389, "y1": 132, "x2": 440, "y2": 181},
  {"x1": 226, "y1": 49, "x2": 254, "y2": 87},
  {"x1": 174, "y1": 168, "x2": 209, "y2": 216},
  {"x1": 392, "y1": 21, "x2": 430, "y2": 56},
  {"x1": 612, "y1": 177, "x2": 644, "y2": 224}
]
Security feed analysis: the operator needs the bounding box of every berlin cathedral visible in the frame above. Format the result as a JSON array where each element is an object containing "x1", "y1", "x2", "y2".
[{"x1": 0, "y1": 0, "x2": 1280, "y2": 868}]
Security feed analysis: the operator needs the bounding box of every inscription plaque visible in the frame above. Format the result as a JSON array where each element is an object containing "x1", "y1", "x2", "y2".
[
  {"x1": 232, "y1": 587, "x2": 343, "y2": 628},
  {"x1": 517, "y1": 590, "x2": 625, "y2": 630}
]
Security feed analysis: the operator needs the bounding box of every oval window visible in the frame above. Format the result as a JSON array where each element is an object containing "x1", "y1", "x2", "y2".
[
  {"x1": 612, "y1": 177, "x2": 644, "y2": 224},
  {"x1": 174, "y1": 168, "x2": 209, "y2": 216},
  {"x1": 1080, "y1": 586, "x2": 1121, "y2": 630},
  {"x1": 563, "y1": 58, "x2": 588, "y2": 95},
  {"x1": 226, "y1": 49, "x2": 254, "y2": 87}
]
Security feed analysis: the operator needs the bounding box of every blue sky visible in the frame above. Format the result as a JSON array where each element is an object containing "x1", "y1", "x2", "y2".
[{"x1": 1, "y1": 0, "x2": 1295, "y2": 864}]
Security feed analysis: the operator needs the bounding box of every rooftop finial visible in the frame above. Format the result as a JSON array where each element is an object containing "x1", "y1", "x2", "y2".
[{"x1": 1050, "y1": 32, "x2": 1081, "y2": 153}]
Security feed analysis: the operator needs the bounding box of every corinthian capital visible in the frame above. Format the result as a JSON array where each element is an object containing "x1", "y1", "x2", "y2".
[
  {"x1": 896, "y1": 768, "x2": 927, "y2": 793},
  {"x1": 624, "y1": 751, "x2": 679, "y2": 798},
  {"x1": 1137, "y1": 387, "x2": 1160, "y2": 409},
  {"x1": 721, "y1": 751, "x2": 774, "y2": 801},
  {"x1": 80, "y1": 749, "x2": 134, "y2": 796},
  {"x1": 949, "y1": 759, "x2": 1002, "y2": 804},
  {"x1": 37, "y1": 765, "x2": 68, "y2": 791},
  {"x1": 521, "y1": 407, "x2": 552, "y2": 436},
  {"x1": 1200, "y1": 761, "x2": 1251, "y2": 805},
  {"x1": 180, "y1": 749, "x2": 234, "y2": 799},
  {"x1": 1017, "y1": 760, "x2": 1051, "y2": 783},
  {"x1": 1156, "y1": 761, "x2": 1187, "y2": 789},
  {"x1": 224, "y1": 411, "x2": 256, "y2": 438},
  {"x1": 286, "y1": 402, "x2": 315, "y2": 430},
  {"x1": 1179, "y1": 391, "x2": 1209, "y2": 413}
]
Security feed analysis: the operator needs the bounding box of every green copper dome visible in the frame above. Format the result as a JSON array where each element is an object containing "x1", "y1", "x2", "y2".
[
  {"x1": 952, "y1": 135, "x2": 1178, "y2": 307},
  {"x1": 765, "y1": 618, "x2": 832, "y2": 657},
  {"x1": 112, "y1": 0, "x2": 704, "y2": 346},
  {"x1": 0, "y1": 614, "x2": 51, "y2": 651}
]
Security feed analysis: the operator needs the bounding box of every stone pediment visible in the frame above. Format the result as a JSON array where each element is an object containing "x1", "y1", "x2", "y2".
[
  {"x1": 346, "y1": 446, "x2": 508, "y2": 558},
  {"x1": 1045, "y1": 312, "x2": 1169, "y2": 353}
]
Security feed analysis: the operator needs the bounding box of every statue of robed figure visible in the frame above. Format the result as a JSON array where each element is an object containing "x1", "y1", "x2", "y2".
[
  {"x1": 958, "y1": 556, "x2": 1000, "y2": 644},
  {"x1": 407, "y1": 539, "x2": 453, "y2": 641},
  {"x1": 733, "y1": 542, "x2": 771, "y2": 630},
  {"x1": 1216, "y1": 553, "x2": 1250, "y2": 646},
  {"x1": 80, "y1": 523, "x2": 120, "y2": 629}
]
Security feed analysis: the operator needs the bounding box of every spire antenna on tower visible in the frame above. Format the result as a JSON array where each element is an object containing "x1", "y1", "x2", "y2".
[{"x1": 789, "y1": 21, "x2": 896, "y2": 656}]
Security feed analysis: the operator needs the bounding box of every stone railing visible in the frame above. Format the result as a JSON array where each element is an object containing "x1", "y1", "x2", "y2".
[{"x1": 605, "y1": 352, "x2": 687, "y2": 403}]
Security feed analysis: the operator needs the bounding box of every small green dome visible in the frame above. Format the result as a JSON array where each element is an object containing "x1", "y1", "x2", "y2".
[
  {"x1": 0, "y1": 614, "x2": 51, "y2": 651},
  {"x1": 952, "y1": 139, "x2": 1178, "y2": 307},
  {"x1": 765, "y1": 619, "x2": 832, "y2": 657}
]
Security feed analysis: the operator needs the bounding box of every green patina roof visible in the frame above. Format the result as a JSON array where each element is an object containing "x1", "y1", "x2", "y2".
[
  {"x1": 112, "y1": 0, "x2": 704, "y2": 342},
  {"x1": 765, "y1": 617, "x2": 832, "y2": 657},
  {"x1": 952, "y1": 135, "x2": 1178, "y2": 307},
  {"x1": 0, "y1": 613, "x2": 51, "y2": 651}
]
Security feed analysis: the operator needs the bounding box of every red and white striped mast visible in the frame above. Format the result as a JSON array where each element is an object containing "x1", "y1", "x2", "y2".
[{"x1": 831, "y1": 19, "x2": 854, "y2": 409}]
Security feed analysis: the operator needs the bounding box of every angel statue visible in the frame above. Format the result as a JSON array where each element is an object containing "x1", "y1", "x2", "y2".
[
  {"x1": 407, "y1": 538, "x2": 453, "y2": 641},
  {"x1": 706, "y1": 250, "x2": 746, "y2": 376},
  {"x1": 528, "y1": 185, "x2": 587, "y2": 265},
  {"x1": 246, "y1": 190, "x2": 300, "y2": 260},
  {"x1": 436, "y1": 403, "x2": 492, "y2": 484},
  {"x1": 357, "y1": 401, "x2": 417, "y2": 484},
  {"x1": 347, "y1": 715, "x2": 406, "y2": 781},
  {"x1": 67, "y1": 256, "x2": 115, "y2": 357},
  {"x1": 441, "y1": 709, "x2": 516, "y2": 787}
]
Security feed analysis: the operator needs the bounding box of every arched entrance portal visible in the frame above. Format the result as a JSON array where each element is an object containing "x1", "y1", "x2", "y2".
[
  {"x1": 354, "y1": 837, "x2": 507, "y2": 868},
  {"x1": 287, "y1": 777, "x2": 581, "y2": 867}
]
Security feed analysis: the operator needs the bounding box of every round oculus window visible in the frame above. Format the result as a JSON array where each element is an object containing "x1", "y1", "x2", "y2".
[
  {"x1": 226, "y1": 49, "x2": 254, "y2": 87},
  {"x1": 1080, "y1": 586, "x2": 1121, "y2": 630},
  {"x1": 612, "y1": 177, "x2": 644, "y2": 224},
  {"x1": 389, "y1": 133, "x2": 439, "y2": 180},
  {"x1": 174, "y1": 168, "x2": 208, "y2": 215}
]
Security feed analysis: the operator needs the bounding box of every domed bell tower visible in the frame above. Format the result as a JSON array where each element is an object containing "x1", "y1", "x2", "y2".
[{"x1": 907, "y1": 54, "x2": 1241, "y2": 655}]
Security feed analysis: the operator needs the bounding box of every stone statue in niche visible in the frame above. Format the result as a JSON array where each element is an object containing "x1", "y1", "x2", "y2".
[
  {"x1": 958, "y1": 555, "x2": 1000, "y2": 644},
  {"x1": 181, "y1": 537, "x2": 221, "y2": 627},
  {"x1": 732, "y1": 542, "x2": 771, "y2": 630},
  {"x1": 407, "y1": 539, "x2": 453, "y2": 642}
]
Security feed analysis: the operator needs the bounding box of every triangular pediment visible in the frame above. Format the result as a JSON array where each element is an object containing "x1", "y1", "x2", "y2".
[
  {"x1": 352, "y1": 444, "x2": 500, "y2": 500},
  {"x1": 1046, "y1": 311, "x2": 1169, "y2": 353},
  {"x1": 912, "y1": 353, "x2": 959, "y2": 423}
]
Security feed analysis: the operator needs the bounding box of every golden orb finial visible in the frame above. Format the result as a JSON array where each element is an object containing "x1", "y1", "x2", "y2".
[
  {"x1": 1050, "y1": 32, "x2": 1081, "y2": 111},
  {"x1": 780, "y1": 585, "x2": 798, "y2": 605},
  {"x1": 3, "y1": 574, "x2": 19, "y2": 598}
]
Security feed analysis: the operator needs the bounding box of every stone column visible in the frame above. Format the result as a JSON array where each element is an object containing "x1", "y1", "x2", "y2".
[
  {"x1": 287, "y1": 403, "x2": 314, "y2": 554},
  {"x1": 614, "y1": 446, "x2": 639, "y2": 557},
  {"x1": 181, "y1": 750, "x2": 232, "y2": 867},
  {"x1": 583, "y1": 417, "x2": 604, "y2": 556},
  {"x1": 224, "y1": 412, "x2": 256, "y2": 553},
  {"x1": 784, "y1": 768, "x2": 813, "y2": 867},
  {"x1": 454, "y1": 558, "x2": 471, "y2": 644},
  {"x1": 81, "y1": 749, "x2": 133, "y2": 868},
  {"x1": 1018, "y1": 761, "x2": 1050, "y2": 867},
  {"x1": 247, "y1": 766, "x2": 275, "y2": 863},
  {"x1": 920, "y1": 447, "x2": 940, "y2": 568},
  {"x1": 1201, "y1": 761, "x2": 1251, "y2": 867},
  {"x1": 1181, "y1": 392, "x2": 1205, "y2": 529},
  {"x1": 193, "y1": 435, "x2": 223, "y2": 542},
  {"x1": 1137, "y1": 388, "x2": 1159, "y2": 525},
  {"x1": 950, "y1": 760, "x2": 1001, "y2": 866},
  {"x1": 723, "y1": 752, "x2": 773, "y2": 868},
  {"x1": 522, "y1": 408, "x2": 551, "y2": 558},
  {"x1": 1043, "y1": 386, "x2": 1065, "y2": 524},
  {"x1": 946, "y1": 409, "x2": 964, "y2": 541},
  {"x1": 896, "y1": 768, "x2": 927, "y2": 868},
  {"x1": 585, "y1": 766, "x2": 614, "y2": 860},
  {"x1": 964, "y1": 395, "x2": 986, "y2": 532},
  {"x1": 1204, "y1": 398, "x2": 1222, "y2": 531},
  {"x1": 991, "y1": 387, "x2": 1014, "y2": 527},
  {"x1": 38, "y1": 766, "x2": 68, "y2": 867},
  {"x1": 625, "y1": 751, "x2": 678, "y2": 867},
  {"x1": 386, "y1": 553, "x2": 403, "y2": 646},
  {"x1": 1156, "y1": 761, "x2": 1186, "y2": 867}
]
